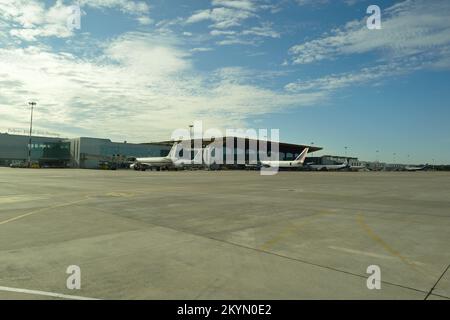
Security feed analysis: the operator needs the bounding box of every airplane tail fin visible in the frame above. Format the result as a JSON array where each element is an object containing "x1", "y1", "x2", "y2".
[{"x1": 295, "y1": 147, "x2": 309, "y2": 164}]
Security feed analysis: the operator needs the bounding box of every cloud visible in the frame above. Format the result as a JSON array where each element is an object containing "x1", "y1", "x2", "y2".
[
  {"x1": 79, "y1": 0, "x2": 150, "y2": 16},
  {"x1": 210, "y1": 30, "x2": 237, "y2": 36},
  {"x1": 0, "y1": 0, "x2": 76, "y2": 40},
  {"x1": 285, "y1": 0, "x2": 450, "y2": 97},
  {"x1": 210, "y1": 22, "x2": 280, "y2": 46},
  {"x1": 185, "y1": 0, "x2": 275, "y2": 30},
  {"x1": 186, "y1": 7, "x2": 256, "y2": 29},
  {"x1": 211, "y1": 0, "x2": 259, "y2": 12},
  {"x1": 289, "y1": 0, "x2": 450, "y2": 66},
  {"x1": 241, "y1": 23, "x2": 280, "y2": 38},
  {"x1": 190, "y1": 47, "x2": 214, "y2": 52},
  {"x1": 285, "y1": 62, "x2": 413, "y2": 92},
  {"x1": 0, "y1": 0, "x2": 152, "y2": 41},
  {"x1": 178, "y1": 1, "x2": 279, "y2": 46},
  {"x1": 0, "y1": 32, "x2": 324, "y2": 141}
]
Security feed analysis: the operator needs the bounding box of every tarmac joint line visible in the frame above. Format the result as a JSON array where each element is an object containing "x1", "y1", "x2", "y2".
[{"x1": 424, "y1": 264, "x2": 450, "y2": 300}]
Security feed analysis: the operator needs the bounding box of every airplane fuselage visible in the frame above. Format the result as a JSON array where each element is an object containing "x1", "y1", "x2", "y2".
[
  {"x1": 135, "y1": 157, "x2": 173, "y2": 167},
  {"x1": 260, "y1": 160, "x2": 304, "y2": 168},
  {"x1": 308, "y1": 163, "x2": 348, "y2": 171}
]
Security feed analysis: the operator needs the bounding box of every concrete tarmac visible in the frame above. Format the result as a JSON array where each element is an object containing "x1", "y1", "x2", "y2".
[{"x1": 0, "y1": 168, "x2": 449, "y2": 299}]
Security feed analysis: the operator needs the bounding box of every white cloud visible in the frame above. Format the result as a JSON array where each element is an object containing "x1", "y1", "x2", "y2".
[
  {"x1": 216, "y1": 38, "x2": 256, "y2": 46},
  {"x1": 0, "y1": 32, "x2": 324, "y2": 141},
  {"x1": 180, "y1": 1, "x2": 279, "y2": 46},
  {"x1": 136, "y1": 16, "x2": 153, "y2": 25},
  {"x1": 285, "y1": 1, "x2": 450, "y2": 96},
  {"x1": 285, "y1": 62, "x2": 412, "y2": 92},
  {"x1": 190, "y1": 47, "x2": 214, "y2": 52},
  {"x1": 79, "y1": 0, "x2": 150, "y2": 16},
  {"x1": 210, "y1": 30, "x2": 237, "y2": 36},
  {"x1": 186, "y1": 7, "x2": 256, "y2": 29},
  {"x1": 289, "y1": 0, "x2": 450, "y2": 66},
  {"x1": 0, "y1": 0, "x2": 76, "y2": 40},
  {"x1": 210, "y1": 23, "x2": 279, "y2": 46},
  {"x1": 241, "y1": 23, "x2": 280, "y2": 38},
  {"x1": 0, "y1": 0, "x2": 152, "y2": 41},
  {"x1": 185, "y1": 0, "x2": 276, "y2": 30},
  {"x1": 211, "y1": 0, "x2": 259, "y2": 12}
]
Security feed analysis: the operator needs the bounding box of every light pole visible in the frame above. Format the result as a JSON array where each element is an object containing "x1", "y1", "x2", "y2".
[
  {"x1": 376, "y1": 150, "x2": 379, "y2": 162},
  {"x1": 28, "y1": 102, "x2": 36, "y2": 168}
]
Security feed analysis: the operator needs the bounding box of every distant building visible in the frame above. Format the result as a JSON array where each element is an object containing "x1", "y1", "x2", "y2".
[
  {"x1": 0, "y1": 133, "x2": 70, "y2": 167},
  {"x1": 0, "y1": 133, "x2": 170, "y2": 169},
  {"x1": 70, "y1": 137, "x2": 170, "y2": 169}
]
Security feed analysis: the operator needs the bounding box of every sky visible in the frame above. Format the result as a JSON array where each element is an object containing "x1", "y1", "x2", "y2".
[{"x1": 0, "y1": 0, "x2": 449, "y2": 164}]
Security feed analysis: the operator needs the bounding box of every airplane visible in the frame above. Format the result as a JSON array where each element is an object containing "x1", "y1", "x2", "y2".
[
  {"x1": 405, "y1": 164, "x2": 429, "y2": 171},
  {"x1": 131, "y1": 142, "x2": 203, "y2": 171},
  {"x1": 259, "y1": 147, "x2": 309, "y2": 169},
  {"x1": 349, "y1": 163, "x2": 367, "y2": 171},
  {"x1": 131, "y1": 142, "x2": 177, "y2": 171},
  {"x1": 306, "y1": 160, "x2": 349, "y2": 171}
]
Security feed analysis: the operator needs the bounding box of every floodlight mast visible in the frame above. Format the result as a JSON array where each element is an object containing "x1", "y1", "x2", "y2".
[{"x1": 28, "y1": 102, "x2": 36, "y2": 168}]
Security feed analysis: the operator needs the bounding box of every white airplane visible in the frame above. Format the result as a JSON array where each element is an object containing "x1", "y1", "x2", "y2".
[
  {"x1": 349, "y1": 163, "x2": 367, "y2": 171},
  {"x1": 260, "y1": 147, "x2": 309, "y2": 169},
  {"x1": 307, "y1": 160, "x2": 349, "y2": 171},
  {"x1": 405, "y1": 164, "x2": 429, "y2": 171},
  {"x1": 131, "y1": 142, "x2": 202, "y2": 171}
]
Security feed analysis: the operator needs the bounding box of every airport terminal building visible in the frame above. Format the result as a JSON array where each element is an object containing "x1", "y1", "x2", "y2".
[
  {"x1": 0, "y1": 133, "x2": 171, "y2": 169},
  {"x1": 0, "y1": 133, "x2": 323, "y2": 169},
  {"x1": 70, "y1": 137, "x2": 171, "y2": 169},
  {"x1": 0, "y1": 133, "x2": 71, "y2": 168}
]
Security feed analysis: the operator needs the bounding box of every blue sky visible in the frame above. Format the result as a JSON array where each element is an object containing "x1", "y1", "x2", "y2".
[{"x1": 0, "y1": 0, "x2": 449, "y2": 164}]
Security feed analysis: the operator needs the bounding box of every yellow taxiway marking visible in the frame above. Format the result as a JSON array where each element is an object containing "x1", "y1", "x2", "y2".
[
  {"x1": 0, "y1": 191, "x2": 144, "y2": 226},
  {"x1": 259, "y1": 212, "x2": 334, "y2": 251},
  {"x1": 0, "y1": 197, "x2": 89, "y2": 226},
  {"x1": 357, "y1": 213, "x2": 429, "y2": 275}
]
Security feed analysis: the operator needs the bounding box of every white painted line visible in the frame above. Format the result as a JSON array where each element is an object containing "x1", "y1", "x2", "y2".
[{"x1": 0, "y1": 286, "x2": 100, "y2": 300}]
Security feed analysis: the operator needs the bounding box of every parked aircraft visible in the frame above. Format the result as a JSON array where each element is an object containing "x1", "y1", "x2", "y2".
[
  {"x1": 306, "y1": 160, "x2": 349, "y2": 171},
  {"x1": 405, "y1": 164, "x2": 429, "y2": 171},
  {"x1": 259, "y1": 148, "x2": 309, "y2": 169},
  {"x1": 131, "y1": 142, "x2": 178, "y2": 171}
]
